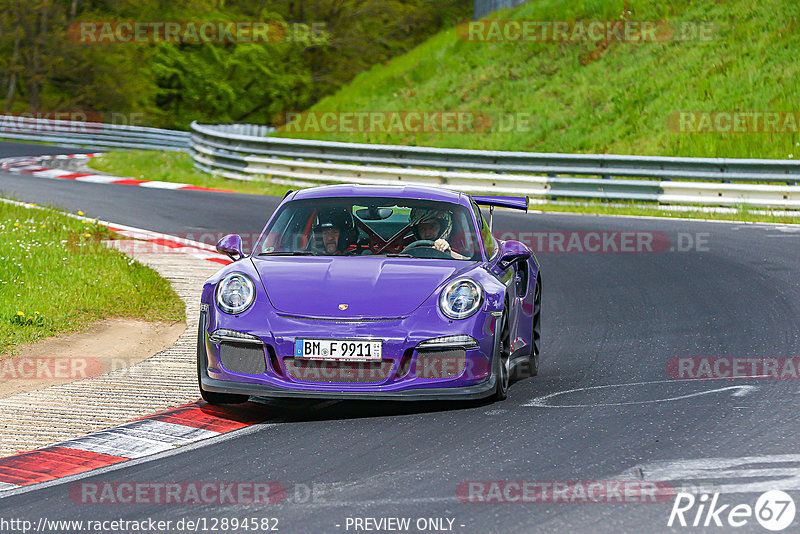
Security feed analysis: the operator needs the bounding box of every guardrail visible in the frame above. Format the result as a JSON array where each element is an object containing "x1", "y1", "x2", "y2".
[
  {"x1": 0, "y1": 115, "x2": 190, "y2": 151},
  {"x1": 190, "y1": 122, "x2": 800, "y2": 209},
  {"x1": 474, "y1": 0, "x2": 529, "y2": 20}
]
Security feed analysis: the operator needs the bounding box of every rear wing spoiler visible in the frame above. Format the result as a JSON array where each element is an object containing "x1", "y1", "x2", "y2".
[
  {"x1": 472, "y1": 196, "x2": 529, "y2": 212},
  {"x1": 471, "y1": 195, "x2": 529, "y2": 231}
]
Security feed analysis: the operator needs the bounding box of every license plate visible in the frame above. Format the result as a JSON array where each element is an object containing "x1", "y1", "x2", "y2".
[{"x1": 295, "y1": 339, "x2": 382, "y2": 361}]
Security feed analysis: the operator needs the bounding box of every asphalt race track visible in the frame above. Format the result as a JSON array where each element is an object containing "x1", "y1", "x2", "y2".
[{"x1": 1, "y1": 141, "x2": 799, "y2": 533}]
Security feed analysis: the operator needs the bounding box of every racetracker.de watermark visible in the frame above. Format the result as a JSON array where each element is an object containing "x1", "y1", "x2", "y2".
[
  {"x1": 70, "y1": 482, "x2": 286, "y2": 505},
  {"x1": 457, "y1": 20, "x2": 715, "y2": 42},
  {"x1": 0, "y1": 357, "x2": 104, "y2": 380},
  {"x1": 496, "y1": 231, "x2": 710, "y2": 253},
  {"x1": 106, "y1": 231, "x2": 261, "y2": 256},
  {"x1": 69, "y1": 21, "x2": 328, "y2": 44},
  {"x1": 111, "y1": 231, "x2": 712, "y2": 256},
  {"x1": 274, "y1": 110, "x2": 573, "y2": 134},
  {"x1": 667, "y1": 111, "x2": 800, "y2": 134},
  {"x1": 667, "y1": 357, "x2": 800, "y2": 380},
  {"x1": 275, "y1": 110, "x2": 492, "y2": 134},
  {"x1": 456, "y1": 481, "x2": 674, "y2": 503},
  {"x1": 0, "y1": 111, "x2": 149, "y2": 133},
  {"x1": 285, "y1": 357, "x2": 494, "y2": 381}
]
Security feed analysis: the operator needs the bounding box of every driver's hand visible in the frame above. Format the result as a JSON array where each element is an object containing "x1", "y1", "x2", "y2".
[{"x1": 434, "y1": 239, "x2": 451, "y2": 252}]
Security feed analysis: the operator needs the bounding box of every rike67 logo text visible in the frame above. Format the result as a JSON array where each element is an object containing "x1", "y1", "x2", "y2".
[{"x1": 668, "y1": 490, "x2": 796, "y2": 531}]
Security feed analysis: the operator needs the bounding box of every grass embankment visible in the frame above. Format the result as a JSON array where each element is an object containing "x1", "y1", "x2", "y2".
[
  {"x1": 0, "y1": 201, "x2": 184, "y2": 356},
  {"x1": 82, "y1": 0, "x2": 800, "y2": 224},
  {"x1": 276, "y1": 0, "x2": 800, "y2": 160}
]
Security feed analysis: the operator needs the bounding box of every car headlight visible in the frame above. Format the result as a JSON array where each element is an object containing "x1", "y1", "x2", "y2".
[
  {"x1": 216, "y1": 273, "x2": 255, "y2": 314},
  {"x1": 439, "y1": 279, "x2": 483, "y2": 320}
]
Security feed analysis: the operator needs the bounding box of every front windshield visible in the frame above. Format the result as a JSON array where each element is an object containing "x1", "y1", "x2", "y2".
[{"x1": 256, "y1": 197, "x2": 481, "y2": 261}]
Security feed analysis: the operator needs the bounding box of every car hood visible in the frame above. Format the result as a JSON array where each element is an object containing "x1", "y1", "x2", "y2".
[{"x1": 251, "y1": 256, "x2": 474, "y2": 318}]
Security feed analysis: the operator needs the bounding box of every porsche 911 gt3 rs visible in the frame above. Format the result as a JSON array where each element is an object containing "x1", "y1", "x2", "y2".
[{"x1": 197, "y1": 184, "x2": 540, "y2": 403}]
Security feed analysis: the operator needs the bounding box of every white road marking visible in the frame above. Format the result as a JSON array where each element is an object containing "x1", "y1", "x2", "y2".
[
  {"x1": 113, "y1": 420, "x2": 220, "y2": 444},
  {"x1": 107, "y1": 224, "x2": 220, "y2": 252},
  {"x1": 13, "y1": 165, "x2": 46, "y2": 171},
  {"x1": 56, "y1": 420, "x2": 219, "y2": 459},
  {"x1": 286, "y1": 496, "x2": 457, "y2": 508},
  {"x1": 616, "y1": 454, "x2": 800, "y2": 494},
  {"x1": 31, "y1": 169, "x2": 75, "y2": 178},
  {"x1": 0, "y1": 423, "x2": 276, "y2": 499},
  {"x1": 137, "y1": 181, "x2": 187, "y2": 189},
  {"x1": 0, "y1": 482, "x2": 19, "y2": 491},
  {"x1": 74, "y1": 175, "x2": 121, "y2": 184},
  {"x1": 523, "y1": 380, "x2": 758, "y2": 408},
  {"x1": 59, "y1": 431, "x2": 176, "y2": 459}
]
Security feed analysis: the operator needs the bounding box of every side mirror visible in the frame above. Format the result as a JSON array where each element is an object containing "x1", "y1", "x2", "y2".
[
  {"x1": 216, "y1": 234, "x2": 244, "y2": 261},
  {"x1": 497, "y1": 240, "x2": 530, "y2": 270}
]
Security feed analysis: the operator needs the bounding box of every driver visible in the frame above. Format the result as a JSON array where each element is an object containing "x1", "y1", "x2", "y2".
[
  {"x1": 313, "y1": 207, "x2": 357, "y2": 255},
  {"x1": 408, "y1": 207, "x2": 467, "y2": 260}
]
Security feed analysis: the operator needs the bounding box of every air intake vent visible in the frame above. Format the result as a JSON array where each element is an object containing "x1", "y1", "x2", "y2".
[
  {"x1": 284, "y1": 359, "x2": 393, "y2": 383},
  {"x1": 415, "y1": 349, "x2": 466, "y2": 379},
  {"x1": 219, "y1": 343, "x2": 267, "y2": 375}
]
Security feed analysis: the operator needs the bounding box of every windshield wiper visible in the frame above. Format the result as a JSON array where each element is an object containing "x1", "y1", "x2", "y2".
[
  {"x1": 258, "y1": 251, "x2": 317, "y2": 256},
  {"x1": 383, "y1": 253, "x2": 412, "y2": 258}
]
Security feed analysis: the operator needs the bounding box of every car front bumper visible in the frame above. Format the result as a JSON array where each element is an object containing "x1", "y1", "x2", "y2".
[
  {"x1": 199, "y1": 371, "x2": 497, "y2": 401},
  {"x1": 198, "y1": 307, "x2": 500, "y2": 401}
]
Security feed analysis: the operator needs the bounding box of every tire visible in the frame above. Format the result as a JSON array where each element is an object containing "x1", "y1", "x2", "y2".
[
  {"x1": 492, "y1": 307, "x2": 511, "y2": 401},
  {"x1": 196, "y1": 320, "x2": 249, "y2": 405},
  {"x1": 529, "y1": 275, "x2": 541, "y2": 377}
]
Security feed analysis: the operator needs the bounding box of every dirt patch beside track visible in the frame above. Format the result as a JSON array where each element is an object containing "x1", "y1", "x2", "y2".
[
  {"x1": 0, "y1": 319, "x2": 185, "y2": 399},
  {"x1": 0, "y1": 250, "x2": 222, "y2": 458}
]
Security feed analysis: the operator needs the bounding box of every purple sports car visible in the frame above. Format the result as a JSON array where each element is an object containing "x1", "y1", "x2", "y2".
[{"x1": 197, "y1": 185, "x2": 540, "y2": 403}]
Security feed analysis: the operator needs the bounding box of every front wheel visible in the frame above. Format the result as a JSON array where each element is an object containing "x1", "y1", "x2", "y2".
[
  {"x1": 492, "y1": 308, "x2": 511, "y2": 401},
  {"x1": 197, "y1": 320, "x2": 249, "y2": 405}
]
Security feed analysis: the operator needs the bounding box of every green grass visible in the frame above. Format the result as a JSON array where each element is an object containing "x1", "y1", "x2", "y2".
[
  {"x1": 36, "y1": 0, "x2": 800, "y2": 223},
  {"x1": 88, "y1": 151, "x2": 292, "y2": 197},
  {"x1": 275, "y1": 0, "x2": 800, "y2": 160},
  {"x1": 0, "y1": 201, "x2": 184, "y2": 356},
  {"x1": 0, "y1": 137, "x2": 58, "y2": 147}
]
